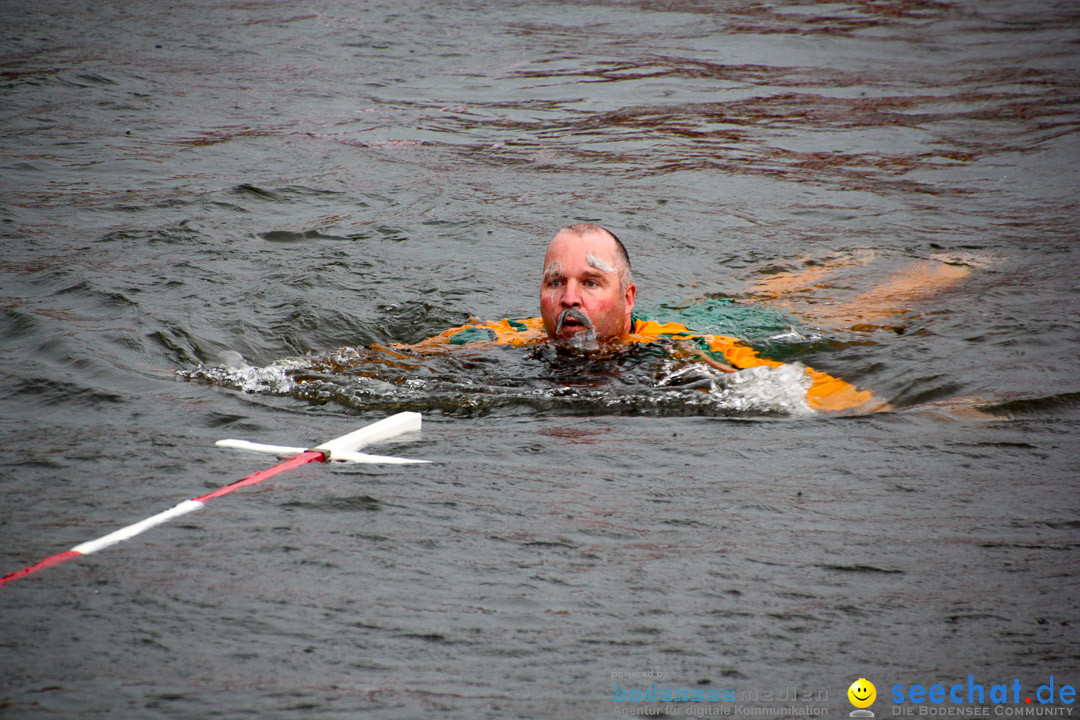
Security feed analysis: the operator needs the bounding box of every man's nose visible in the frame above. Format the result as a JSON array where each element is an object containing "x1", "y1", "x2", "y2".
[{"x1": 560, "y1": 280, "x2": 582, "y2": 307}]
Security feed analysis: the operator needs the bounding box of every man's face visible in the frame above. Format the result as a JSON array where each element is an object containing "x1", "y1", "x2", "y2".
[{"x1": 540, "y1": 230, "x2": 636, "y2": 341}]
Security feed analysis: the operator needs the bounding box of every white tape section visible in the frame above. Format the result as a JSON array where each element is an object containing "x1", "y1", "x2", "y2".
[{"x1": 71, "y1": 499, "x2": 206, "y2": 556}]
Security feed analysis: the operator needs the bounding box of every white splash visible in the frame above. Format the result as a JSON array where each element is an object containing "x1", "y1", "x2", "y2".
[
  {"x1": 657, "y1": 361, "x2": 815, "y2": 416},
  {"x1": 179, "y1": 351, "x2": 300, "y2": 394}
]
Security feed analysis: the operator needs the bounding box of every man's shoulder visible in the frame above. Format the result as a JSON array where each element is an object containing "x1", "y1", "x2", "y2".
[
  {"x1": 628, "y1": 314, "x2": 700, "y2": 338},
  {"x1": 411, "y1": 317, "x2": 546, "y2": 348},
  {"x1": 625, "y1": 314, "x2": 752, "y2": 359}
]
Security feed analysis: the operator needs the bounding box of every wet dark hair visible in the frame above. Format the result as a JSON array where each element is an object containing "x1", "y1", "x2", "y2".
[{"x1": 608, "y1": 229, "x2": 632, "y2": 274}]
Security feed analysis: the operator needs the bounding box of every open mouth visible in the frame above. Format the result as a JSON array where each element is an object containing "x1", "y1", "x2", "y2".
[{"x1": 555, "y1": 308, "x2": 594, "y2": 337}]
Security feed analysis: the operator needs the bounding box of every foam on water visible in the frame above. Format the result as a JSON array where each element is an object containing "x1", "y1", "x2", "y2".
[
  {"x1": 657, "y1": 361, "x2": 815, "y2": 417},
  {"x1": 179, "y1": 346, "x2": 817, "y2": 417},
  {"x1": 180, "y1": 351, "x2": 299, "y2": 395}
]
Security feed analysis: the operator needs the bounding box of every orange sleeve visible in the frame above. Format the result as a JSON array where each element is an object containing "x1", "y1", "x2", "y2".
[{"x1": 393, "y1": 317, "x2": 547, "y2": 352}]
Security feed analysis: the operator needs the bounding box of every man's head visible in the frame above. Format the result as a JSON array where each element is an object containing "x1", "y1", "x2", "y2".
[{"x1": 540, "y1": 224, "x2": 637, "y2": 341}]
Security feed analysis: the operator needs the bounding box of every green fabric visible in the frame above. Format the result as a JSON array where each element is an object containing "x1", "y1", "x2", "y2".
[
  {"x1": 447, "y1": 327, "x2": 498, "y2": 345},
  {"x1": 639, "y1": 297, "x2": 802, "y2": 343},
  {"x1": 633, "y1": 297, "x2": 811, "y2": 363}
]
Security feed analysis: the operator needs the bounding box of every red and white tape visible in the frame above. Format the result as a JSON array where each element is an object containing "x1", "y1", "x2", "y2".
[{"x1": 1, "y1": 413, "x2": 427, "y2": 588}]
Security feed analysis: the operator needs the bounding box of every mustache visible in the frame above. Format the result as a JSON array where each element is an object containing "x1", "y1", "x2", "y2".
[{"x1": 556, "y1": 308, "x2": 594, "y2": 334}]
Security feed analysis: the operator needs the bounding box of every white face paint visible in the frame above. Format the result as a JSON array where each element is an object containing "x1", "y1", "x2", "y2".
[
  {"x1": 542, "y1": 260, "x2": 563, "y2": 288},
  {"x1": 585, "y1": 253, "x2": 616, "y2": 274}
]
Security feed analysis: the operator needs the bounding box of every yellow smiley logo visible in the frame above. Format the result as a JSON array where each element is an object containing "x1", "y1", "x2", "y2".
[{"x1": 848, "y1": 678, "x2": 876, "y2": 709}]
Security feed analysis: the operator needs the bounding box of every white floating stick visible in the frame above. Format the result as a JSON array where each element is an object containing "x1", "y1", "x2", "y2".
[
  {"x1": 214, "y1": 439, "x2": 308, "y2": 457},
  {"x1": 1, "y1": 413, "x2": 429, "y2": 588},
  {"x1": 214, "y1": 441, "x2": 429, "y2": 464},
  {"x1": 215, "y1": 412, "x2": 427, "y2": 464},
  {"x1": 330, "y1": 450, "x2": 429, "y2": 465},
  {"x1": 315, "y1": 411, "x2": 423, "y2": 455}
]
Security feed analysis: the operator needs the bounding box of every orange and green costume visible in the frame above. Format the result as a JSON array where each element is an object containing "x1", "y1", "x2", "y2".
[{"x1": 397, "y1": 315, "x2": 881, "y2": 413}]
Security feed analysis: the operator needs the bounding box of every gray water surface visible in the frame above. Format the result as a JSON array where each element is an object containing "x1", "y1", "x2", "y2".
[{"x1": 2, "y1": 1, "x2": 1078, "y2": 718}]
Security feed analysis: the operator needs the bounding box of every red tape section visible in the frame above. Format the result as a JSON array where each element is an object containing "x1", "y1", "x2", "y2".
[
  {"x1": 193, "y1": 450, "x2": 325, "y2": 503},
  {"x1": 0, "y1": 550, "x2": 83, "y2": 588}
]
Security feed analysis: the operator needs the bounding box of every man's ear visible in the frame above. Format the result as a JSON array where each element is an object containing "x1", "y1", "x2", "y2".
[{"x1": 623, "y1": 283, "x2": 637, "y2": 329}]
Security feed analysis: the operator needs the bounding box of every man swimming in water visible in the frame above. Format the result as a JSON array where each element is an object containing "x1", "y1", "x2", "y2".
[
  {"x1": 402, "y1": 223, "x2": 894, "y2": 412},
  {"x1": 308, "y1": 220, "x2": 993, "y2": 415},
  {"x1": 193, "y1": 222, "x2": 990, "y2": 416},
  {"x1": 395, "y1": 218, "x2": 1001, "y2": 415}
]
